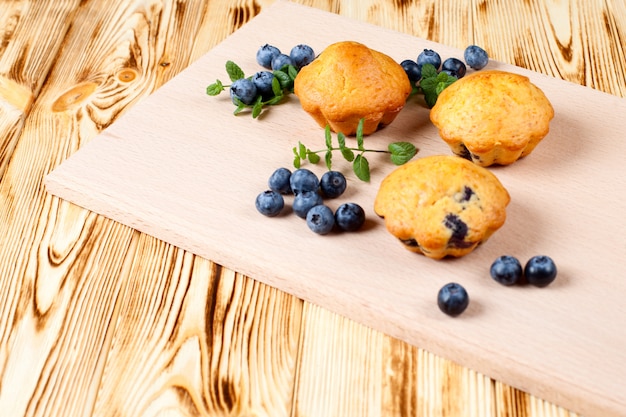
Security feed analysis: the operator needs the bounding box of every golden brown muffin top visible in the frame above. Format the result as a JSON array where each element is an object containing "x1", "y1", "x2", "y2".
[
  {"x1": 430, "y1": 70, "x2": 554, "y2": 153},
  {"x1": 374, "y1": 155, "x2": 510, "y2": 259},
  {"x1": 294, "y1": 41, "x2": 411, "y2": 131}
]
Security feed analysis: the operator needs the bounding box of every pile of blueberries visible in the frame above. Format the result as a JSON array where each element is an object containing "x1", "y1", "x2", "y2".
[
  {"x1": 229, "y1": 43, "x2": 315, "y2": 106},
  {"x1": 255, "y1": 167, "x2": 366, "y2": 235},
  {"x1": 400, "y1": 44, "x2": 489, "y2": 82}
]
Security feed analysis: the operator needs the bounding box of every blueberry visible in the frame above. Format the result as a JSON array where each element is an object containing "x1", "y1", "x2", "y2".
[
  {"x1": 255, "y1": 190, "x2": 284, "y2": 217},
  {"x1": 320, "y1": 171, "x2": 347, "y2": 198},
  {"x1": 306, "y1": 205, "x2": 335, "y2": 235},
  {"x1": 437, "y1": 282, "x2": 470, "y2": 317},
  {"x1": 464, "y1": 45, "x2": 489, "y2": 70},
  {"x1": 417, "y1": 49, "x2": 442, "y2": 70},
  {"x1": 289, "y1": 168, "x2": 319, "y2": 195},
  {"x1": 490, "y1": 255, "x2": 523, "y2": 286},
  {"x1": 293, "y1": 190, "x2": 323, "y2": 218},
  {"x1": 442, "y1": 57, "x2": 467, "y2": 78},
  {"x1": 256, "y1": 44, "x2": 281, "y2": 69},
  {"x1": 271, "y1": 53, "x2": 295, "y2": 71},
  {"x1": 525, "y1": 255, "x2": 557, "y2": 287},
  {"x1": 335, "y1": 203, "x2": 365, "y2": 232},
  {"x1": 443, "y1": 214, "x2": 472, "y2": 249},
  {"x1": 400, "y1": 59, "x2": 421, "y2": 82},
  {"x1": 230, "y1": 78, "x2": 258, "y2": 105},
  {"x1": 268, "y1": 167, "x2": 291, "y2": 194},
  {"x1": 290, "y1": 44, "x2": 315, "y2": 69},
  {"x1": 252, "y1": 71, "x2": 275, "y2": 100}
]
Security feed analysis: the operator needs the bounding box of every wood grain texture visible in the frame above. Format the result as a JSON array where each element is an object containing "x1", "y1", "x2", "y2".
[
  {"x1": 2, "y1": 0, "x2": 625, "y2": 416},
  {"x1": 43, "y1": 2, "x2": 626, "y2": 416}
]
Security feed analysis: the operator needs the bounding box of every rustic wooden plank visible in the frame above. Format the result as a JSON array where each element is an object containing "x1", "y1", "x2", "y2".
[
  {"x1": 43, "y1": 2, "x2": 626, "y2": 416},
  {"x1": 0, "y1": 1, "x2": 625, "y2": 416},
  {"x1": 0, "y1": 0, "x2": 81, "y2": 176}
]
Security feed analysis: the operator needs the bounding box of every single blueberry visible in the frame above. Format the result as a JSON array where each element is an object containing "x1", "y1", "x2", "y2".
[
  {"x1": 490, "y1": 255, "x2": 523, "y2": 286},
  {"x1": 524, "y1": 255, "x2": 557, "y2": 287},
  {"x1": 437, "y1": 282, "x2": 470, "y2": 317},
  {"x1": 256, "y1": 44, "x2": 281, "y2": 69},
  {"x1": 417, "y1": 49, "x2": 442, "y2": 70},
  {"x1": 290, "y1": 44, "x2": 315, "y2": 69},
  {"x1": 400, "y1": 59, "x2": 421, "y2": 82},
  {"x1": 268, "y1": 167, "x2": 291, "y2": 194},
  {"x1": 320, "y1": 171, "x2": 347, "y2": 198},
  {"x1": 255, "y1": 190, "x2": 284, "y2": 217},
  {"x1": 293, "y1": 190, "x2": 323, "y2": 218},
  {"x1": 306, "y1": 204, "x2": 335, "y2": 235},
  {"x1": 252, "y1": 71, "x2": 275, "y2": 100},
  {"x1": 335, "y1": 203, "x2": 365, "y2": 232},
  {"x1": 442, "y1": 57, "x2": 467, "y2": 78},
  {"x1": 230, "y1": 78, "x2": 258, "y2": 105},
  {"x1": 271, "y1": 53, "x2": 295, "y2": 71},
  {"x1": 289, "y1": 168, "x2": 319, "y2": 195},
  {"x1": 464, "y1": 45, "x2": 489, "y2": 70}
]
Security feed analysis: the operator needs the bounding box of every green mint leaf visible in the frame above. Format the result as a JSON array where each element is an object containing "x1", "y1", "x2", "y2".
[
  {"x1": 233, "y1": 100, "x2": 246, "y2": 115},
  {"x1": 252, "y1": 98, "x2": 263, "y2": 118},
  {"x1": 273, "y1": 70, "x2": 293, "y2": 90},
  {"x1": 271, "y1": 76, "x2": 282, "y2": 96},
  {"x1": 226, "y1": 60, "x2": 245, "y2": 82},
  {"x1": 325, "y1": 150, "x2": 332, "y2": 170},
  {"x1": 298, "y1": 142, "x2": 307, "y2": 159},
  {"x1": 388, "y1": 142, "x2": 418, "y2": 165},
  {"x1": 353, "y1": 154, "x2": 370, "y2": 182},
  {"x1": 206, "y1": 80, "x2": 224, "y2": 96},
  {"x1": 341, "y1": 147, "x2": 355, "y2": 162},
  {"x1": 424, "y1": 91, "x2": 438, "y2": 108},
  {"x1": 293, "y1": 155, "x2": 301, "y2": 169},
  {"x1": 420, "y1": 63, "x2": 438, "y2": 79},
  {"x1": 356, "y1": 119, "x2": 365, "y2": 150},
  {"x1": 287, "y1": 65, "x2": 298, "y2": 80},
  {"x1": 337, "y1": 132, "x2": 347, "y2": 150},
  {"x1": 307, "y1": 151, "x2": 320, "y2": 164},
  {"x1": 325, "y1": 125, "x2": 332, "y2": 149}
]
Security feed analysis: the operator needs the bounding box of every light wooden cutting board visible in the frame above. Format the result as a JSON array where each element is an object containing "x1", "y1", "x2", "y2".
[{"x1": 45, "y1": 2, "x2": 626, "y2": 416}]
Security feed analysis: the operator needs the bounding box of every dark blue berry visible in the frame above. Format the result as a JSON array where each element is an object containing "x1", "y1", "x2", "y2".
[
  {"x1": 271, "y1": 53, "x2": 295, "y2": 71},
  {"x1": 490, "y1": 255, "x2": 523, "y2": 286},
  {"x1": 306, "y1": 205, "x2": 335, "y2": 235},
  {"x1": 256, "y1": 44, "x2": 281, "y2": 69},
  {"x1": 334, "y1": 203, "x2": 365, "y2": 232},
  {"x1": 290, "y1": 44, "x2": 315, "y2": 69},
  {"x1": 255, "y1": 190, "x2": 284, "y2": 217},
  {"x1": 289, "y1": 168, "x2": 319, "y2": 195},
  {"x1": 268, "y1": 167, "x2": 291, "y2": 194},
  {"x1": 442, "y1": 57, "x2": 467, "y2": 78},
  {"x1": 400, "y1": 59, "x2": 421, "y2": 82},
  {"x1": 417, "y1": 49, "x2": 441, "y2": 70},
  {"x1": 252, "y1": 71, "x2": 275, "y2": 100},
  {"x1": 320, "y1": 171, "x2": 347, "y2": 198},
  {"x1": 292, "y1": 190, "x2": 323, "y2": 218},
  {"x1": 524, "y1": 255, "x2": 557, "y2": 287},
  {"x1": 230, "y1": 78, "x2": 258, "y2": 105},
  {"x1": 437, "y1": 282, "x2": 469, "y2": 316},
  {"x1": 464, "y1": 45, "x2": 489, "y2": 70}
]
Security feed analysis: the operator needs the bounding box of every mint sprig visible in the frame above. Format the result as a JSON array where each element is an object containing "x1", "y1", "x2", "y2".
[
  {"x1": 415, "y1": 63, "x2": 457, "y2": 108},
  {"x1": 293, "y1": 119, "x2": 418, "y2": 182},
  {"x1": 206, "y1": 60, "x2": 298, "y2": 118}
]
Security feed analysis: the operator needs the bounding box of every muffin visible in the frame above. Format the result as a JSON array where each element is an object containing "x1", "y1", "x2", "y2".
[
  {"x1": 374, "y1": 155, "x2": 510, "y2": 259},
  {"x1": 430, "y1": 70, "x2": 554, "y2": 166},
  {"x1": 294, "y1": 41, "x2": 412, "y2": 136}
]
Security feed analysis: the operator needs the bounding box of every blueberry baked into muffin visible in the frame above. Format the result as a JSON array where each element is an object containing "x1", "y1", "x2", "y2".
[
  {"x1": 294, "y1": 41, "x2": 412, "y2": 136},
  {"x1": 430, "y1": 70, "x2": 554, "y2": 166},
  {"x1": 374, "y1": 155, "x2": 510, "y2": 259}
]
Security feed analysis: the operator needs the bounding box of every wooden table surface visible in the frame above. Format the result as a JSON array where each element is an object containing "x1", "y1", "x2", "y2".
[{"x1": 1, "y1": 1, "x2": 624, "y2": 416}]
